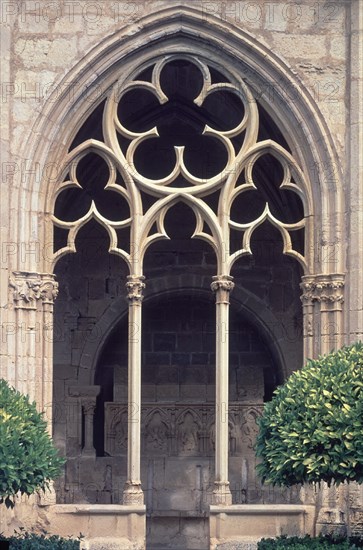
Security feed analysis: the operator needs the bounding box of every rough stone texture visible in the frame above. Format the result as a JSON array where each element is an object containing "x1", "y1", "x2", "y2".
[{"x1": 1, "y1": 0, "x2": 362, "y2": 548}]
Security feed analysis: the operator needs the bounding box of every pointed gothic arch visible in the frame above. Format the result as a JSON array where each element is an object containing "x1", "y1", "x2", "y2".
[{"x1": 7, "y1": 5, "x2": 348, "y2": 548}]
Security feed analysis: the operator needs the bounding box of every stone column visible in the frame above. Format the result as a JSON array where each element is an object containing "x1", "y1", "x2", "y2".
[
  {"x1": 82, "y1": 399, "x2": 97, "y2": 457},
  {"x1": 123, "y1": 275, "x2": 145, "y2": 505},
  {"x1": 9, "y1": 271, "x2": 58, "y2": 427},
  {"x1": 300, "y1": 274, "x2": 345, "y2": 360},
  {"x1": 69, "y1": 386, "x2": 101, "y2": 457},
  {"x1": 300, "y1": 274, "x2": 346, "y2": 532},
  {"x1": 211, "y1": 274, "x2": 234, "y2": 505}
]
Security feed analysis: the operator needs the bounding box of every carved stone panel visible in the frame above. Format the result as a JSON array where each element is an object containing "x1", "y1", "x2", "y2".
[{"x1": 104, "y1": 402, "x2": 264, "y2": 459}]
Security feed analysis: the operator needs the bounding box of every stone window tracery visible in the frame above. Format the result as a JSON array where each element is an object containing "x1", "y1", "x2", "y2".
[
  {"x1": 52, "y1": 54, "x2": 309, "y2": 275},
  {"x1": 51, "y1": 52, "x2": 310, "y2": 506}
]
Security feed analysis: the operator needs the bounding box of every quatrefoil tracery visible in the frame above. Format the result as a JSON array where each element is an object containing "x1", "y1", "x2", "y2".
[{"x1": 52, "y1": 54, "x2": 308, "y2": 274}]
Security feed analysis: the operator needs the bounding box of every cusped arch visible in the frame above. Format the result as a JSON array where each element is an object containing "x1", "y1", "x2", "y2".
[{"x1": 17, "y1": 4, "x2": 343, "y2": 275}]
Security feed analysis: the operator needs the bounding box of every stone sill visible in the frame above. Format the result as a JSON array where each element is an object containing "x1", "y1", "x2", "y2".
[
  {"x1": 210, "y1": 504, "x2": 312, "y2": 515},
  {"x1": 147, "y1": 510, "x2": 208, "y2": 518},
  {"x1": 51, "y1": 504, "x2": 146, "y2": 515}
]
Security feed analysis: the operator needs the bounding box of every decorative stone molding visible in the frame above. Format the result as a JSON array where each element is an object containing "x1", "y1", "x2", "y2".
[
  {"x1": 300, "y1": 274, "x2": 345, "y2": 358},
  {"x1": 9, "y1": 271, "x2": 59, "y2": 309},
  {"x1": 211, "y1": 275, "x2": 235, "y2": 293},
  {"x1": 211, "y1": 275, "x2": 235, "y2": 304},
  {"x1": 82, "y1": 399, "x2": 97, "y2": 416},
  {"x1": 126, "y1": 275, "x2": 146, "y2": 303},
  {"x1": 105, "y1": 402, "x2": 264, "y2": 458},
  {"x1": 52, "y1": 54, "x2": 309, "y2": 275},
  {"x1": 300, "y1": 274, "x2": 345, "y2": 304}
]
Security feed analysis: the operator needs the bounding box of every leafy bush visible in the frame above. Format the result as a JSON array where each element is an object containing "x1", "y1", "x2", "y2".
[
  {"x1": 0, "y1": 530, "x2": 81, "y2": 549},
  {"x1": 257, "y1": 534, "x2": 363, "y2": 549},
  {"x1": 0, "y1": 379, "x2": 64, "y2": 508},
  {"x1": 255, "y1": 342, "x2": 363, "y2": 487}
]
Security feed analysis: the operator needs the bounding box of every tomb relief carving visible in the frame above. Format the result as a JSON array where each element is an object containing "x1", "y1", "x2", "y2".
[
  {"x1": 144, "y1": 411, "x2": 169, "y2": 454},
  {"x1": 178, "y1": 411, "x2": 201, "y2": 455},
  {"x1": 241, "y1": 408, "x2": 262, "y2": 451},
  {"x1": 105, "y1": 405, "x2": 128, "y2": 456},
  {"x1": 208, "y1": 419, "x2": 240, "y2": 455},
  {"x1": 104, "y1": 403, "x2": 264, "y2": 458}
]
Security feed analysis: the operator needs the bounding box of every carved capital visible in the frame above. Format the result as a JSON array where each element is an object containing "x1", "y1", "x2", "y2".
[
  {"x1": 126, "y1": 275, "x2": 145, "y2": 303},
  {"x1": 211, "y1": 275, "x2": 234, "y2": 304},
  {"x1": 211, "y1": 275, "x2": 235, "y2": 293},
  {"x1": 82, "y1": 398, "x2": 97, "y2": 416},
  {"x1": 9, "y1": 271, "x2": 58, "y2": 309},
  {"x1": 300, "y1": 274, "x2": 345, "y2": 305}
]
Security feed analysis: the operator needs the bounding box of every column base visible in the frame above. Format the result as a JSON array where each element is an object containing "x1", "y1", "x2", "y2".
[
  {"x1": 212, "y1": 481, "x2": 232, "y2": 505},
  {"x1": 123, "y1": 482, "x2": 144, "y2": 505}
]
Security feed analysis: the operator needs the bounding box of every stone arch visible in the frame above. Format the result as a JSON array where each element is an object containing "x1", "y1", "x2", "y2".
[
  {"x1": 13, "y1": 4, "x2": 343, "y2": 276},
  {"x1": 79, "y1": 273, "x2": 292, "y2": 385}
]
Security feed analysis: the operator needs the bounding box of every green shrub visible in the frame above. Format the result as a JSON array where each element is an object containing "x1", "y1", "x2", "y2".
[
  {"x1": 257, "y1": 534, "x2": 363, "y2": 549},
  {"x1": 255, "y1": 342, "x2": 363, "y2": 487},
  {"x1": 0, "y1": 530, "x2": 81, "y2": 549},
  {"x1": 0, "y1": 379, "x2": 64, "y2": 508}
]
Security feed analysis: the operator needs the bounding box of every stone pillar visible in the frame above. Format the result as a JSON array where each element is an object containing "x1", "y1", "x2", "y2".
[
  {"x1": 211, "y1": 274, "x2": 234, "y2": 505},
  {"x1": 300, "y1": 274, "x2": 345, "y2": 360},
  {"x1": 300, "y1": 274, "x2": 346, "y2": 533},
  {"x1": 68, "y1": 386, "x2": 101, "y2": 457},
  {"x1": 82, "y1": 399, "x2": 97, "y2": 457},
  {"x1": 9, "y1": 271, "x2": 58, "y2": 428},
  {"x1": 123, "y1": 275, "x2": 145, "y2": 505}
]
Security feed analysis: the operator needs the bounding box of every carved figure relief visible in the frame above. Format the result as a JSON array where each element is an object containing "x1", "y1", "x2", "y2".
[
  {"x1": 145, "y1": 411, "x2": 168, "y2": 453},
  {"x1": 241, "y1": 408, "x2": 261, "y2": 451},
  {"x1": 208, "y1": 420, "x2": 240, "y2": 455},
  {"x1": 177, "y1": 411, "x2": 200, "y2": 455},
  {"x1": 115, "y1": 416, "x2": 127, "y2": 452}
]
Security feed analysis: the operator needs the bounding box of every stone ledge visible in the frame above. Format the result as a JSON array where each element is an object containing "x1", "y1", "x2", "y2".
[
  {"x1": 209, "y1": 505, "x2": 316, "y2": 550},
  {"x1": 52, "y1": 504, "x2": 146, "y2": 515},
  {"x1": 147, "y1": 510, "x2": 208, "y2": 518},
  {"x1": 210, "y1": 504, "x2": 309, "y2": 515}
]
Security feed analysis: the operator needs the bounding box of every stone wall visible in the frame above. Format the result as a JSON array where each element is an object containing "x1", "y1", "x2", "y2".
[{"x1": 1, "y1": 1, "x2": 362, "y2": 547}]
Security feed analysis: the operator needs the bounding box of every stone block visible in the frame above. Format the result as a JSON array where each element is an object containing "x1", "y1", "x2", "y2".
[
  {"x1": 157, "y1": 365, "x2": 178, "y2": 384},
  {"x1": 171, "y1": 352, "x2": 190, "y2": 366},
  {"x1": 141, "y1": 384, "x2": 156, "y2": 401},
  {"x1": 144, "y1": 352, "x2": 170, "y2": 366},
  {"x1": 153, "y1": 332, "x2": 176, "y2": 351},
  {"x1": 180, "y1": 384, "x2": 205, "y2": 400},
  {"x1": 156, "y1": 384, "x2": 179, "y2": 401},
  {"x1": 192, "y1": 352, "x2": 209, "y2": 365},
  {"x1": 179, "y1": 365, "x2": 206, "y2": 384},
  {"x1": 14, "y1": 38, "x2": 78, "y2": 69},
  {"x1": 177, "y1": 333, "x2": 203, "y2": 352},
  {"x1": 142, "y1": 364, "x2": 158, "y2": 383}
]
